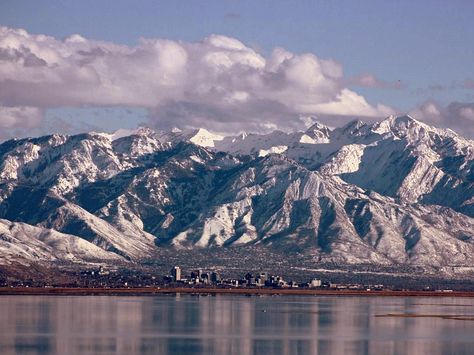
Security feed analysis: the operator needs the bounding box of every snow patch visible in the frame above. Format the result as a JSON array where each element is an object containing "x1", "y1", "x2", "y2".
[
  {"x1": 190, "y1": 155, "x2": 205, "y2": 164},
  {"x1": 258, "y1": 145, "x2": 288, "y2": 157},
  {"x1": 188, "y1": 128, "x2": 224, "y2": 147}
]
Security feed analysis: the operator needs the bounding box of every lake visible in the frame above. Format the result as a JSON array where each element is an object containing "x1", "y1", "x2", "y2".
[{"x1": 0, "y1": 294, "x2": 472, "y2": 354}]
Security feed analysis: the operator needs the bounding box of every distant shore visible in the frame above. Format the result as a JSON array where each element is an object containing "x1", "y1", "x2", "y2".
[{"x1": 0, "y1": 287, "x2": 474, "y2": 297}]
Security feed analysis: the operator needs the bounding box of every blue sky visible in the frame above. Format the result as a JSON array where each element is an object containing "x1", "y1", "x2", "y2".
[{"x1": 1, "y1": 0, "x2": 473, "y2": 137}]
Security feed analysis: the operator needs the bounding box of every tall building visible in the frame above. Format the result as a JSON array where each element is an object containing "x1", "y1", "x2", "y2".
[
  {"x1": 171, "y1": 266, "x2": 181, "y2": 281},
  {"x1": 211, "y1": 272, "x2": 221, "y2": 283}
]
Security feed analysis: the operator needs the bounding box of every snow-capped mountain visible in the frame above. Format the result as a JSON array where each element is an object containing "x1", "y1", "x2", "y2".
[{"x1": 0, "y1": 115, "x2": 473, "y2": 274}]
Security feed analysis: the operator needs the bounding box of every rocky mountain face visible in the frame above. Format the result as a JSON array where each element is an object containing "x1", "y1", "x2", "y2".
[{"x1": 0, "y1": 115, "x2": 473, "y2": 275}]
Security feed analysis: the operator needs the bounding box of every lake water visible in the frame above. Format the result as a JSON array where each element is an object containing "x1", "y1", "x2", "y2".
[{"x1": 0, "y1": 294, "x2": 473, "y2": 355}]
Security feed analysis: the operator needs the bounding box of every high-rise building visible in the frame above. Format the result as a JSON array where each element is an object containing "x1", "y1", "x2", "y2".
[
  {"x1": 211, "y1": 272, "x2": 221, "y2": 283},
  {"x1": 171, "y1": 266, "x2": 181, "y2": 281},
  {"x1": 256, "y1": 272, "x2": 268, "y2": 286}
]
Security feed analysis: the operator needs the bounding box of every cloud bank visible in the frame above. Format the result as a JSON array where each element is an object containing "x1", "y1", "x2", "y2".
[
  {"x1": 0, "y1": 26, "x2": 397, "y2": 136},
  {"x1": 0, "y1": 26, "x2": 473, "y2": 139},
  {"x1": 410, "y1": 101, "x2": 474, "y2": 139}
]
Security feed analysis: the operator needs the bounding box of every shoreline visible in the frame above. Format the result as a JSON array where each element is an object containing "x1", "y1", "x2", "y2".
[{"x1": 0, "y1": 287, "x2": 473, "y2": 297}]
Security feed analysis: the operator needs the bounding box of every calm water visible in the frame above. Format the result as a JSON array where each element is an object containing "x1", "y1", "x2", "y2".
[{"x1": 0, "y1": 294, "x2": 473, "y2": 355}]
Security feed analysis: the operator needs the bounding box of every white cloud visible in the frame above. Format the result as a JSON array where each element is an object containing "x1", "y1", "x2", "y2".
[
  {"x1": 0, "y1": 106, "x2": 42, "y2": 129},
  {"x1": 305, "y1": 89, "x2": 395, "y2": 117},
  {"x1": 409, "y1": 101, "x2": 474, "y2": 138},
  {"x1": 459, "y1": 107, "x2": 474, "y2": 121},
  {"x1": 410, "y1": 102, "x2": 443, "y2": 124},
  {"x1": 0, "y1": 26, "x2": 394, "y2": 135}
]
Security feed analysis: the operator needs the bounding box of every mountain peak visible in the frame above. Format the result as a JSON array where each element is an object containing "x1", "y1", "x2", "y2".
[
  {"x1": 371, "y1": 115, "x2": 438, "y2": 139},
  {"x1": 388, "y1": 114, "x2": 423, "y2": 127},
  {"x1": 107, "y1": 127, "x2": 155, "y2": 141},
  {"x1": 302, "y1": 121, "x2": 331, "y2": 144},
  {"x1": 306, "y1": 121, "x2": 330, "y2": 132},
  {"x1": 334, "y1": 119, "x2": 370, "y2": 138},
  {"x1": 135, "y1": 127, "x2": 156, "y2": 135}
]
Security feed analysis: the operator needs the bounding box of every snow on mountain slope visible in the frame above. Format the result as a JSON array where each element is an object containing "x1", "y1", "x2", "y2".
[
  {"x1": 319, "y1": 144, "x2": 366, "y2": 175},
  {"x1": 40, "y1": 202, "x2": 156, "y2": 260},
  {"x1": 112, "y1": 127, "x2": 169, "y2": 157},
  {"x1": 96, "y1": 144, "x2": 243, "y2": 242},
  {"x1": 0, "y1": 133, "x2": 126, "y2": 195},
  {"x1": 213, "y1": 130, "x2": 298, "y2": 155},
  {"x1": 331, "y1": 116, "x2": 474, "y2": 215},
  {"x1": 155, "y1": 127, "x2": 224, "y2": 148},
  {"x1": 302, "y1": 122, "x2": 331, "y2": 144},
  {"x1": 0, "y1": 185, "x2": 156, "y2": 260},
  {"x1": 258, "y1": 145, "x2": 288, "y2": 157},
  {"x1": 201, "y1": 115, "x2": 473, "y2": 217},
  {"x1": 0, "y1": 115, "x2": 472, "y2": 272},
  {"x1": 0, "y1": 219, "x2": 122, "y2": 265},
  {"x1": 188, "y1": 128, "x2": 224, "y2": 147},
  {"x1": 155, "y1": 153, "x2": 474, "y2": 268}
]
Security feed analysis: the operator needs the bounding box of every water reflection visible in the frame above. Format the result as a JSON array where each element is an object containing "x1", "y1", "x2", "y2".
[{"x1": 0, "y1": 295, "x2": 473, "y2": 354}]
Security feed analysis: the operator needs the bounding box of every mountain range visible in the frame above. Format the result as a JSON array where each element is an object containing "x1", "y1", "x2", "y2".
[{"x1": 0, "y1": 115, "x2": 473, "y2": 277}]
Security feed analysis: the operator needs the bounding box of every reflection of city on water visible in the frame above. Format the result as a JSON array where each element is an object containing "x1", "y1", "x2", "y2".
[{"x1": 0, "y1": 295, "x2": 473, "y2": 354}]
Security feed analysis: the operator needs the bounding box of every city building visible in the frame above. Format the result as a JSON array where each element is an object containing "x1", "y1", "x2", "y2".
[
  {"x1": 211, "y1": 272, "x2": 221, "y2": 283},
  {"x1": 171, "y1": 266, "x2": 181, "y2": 281}
]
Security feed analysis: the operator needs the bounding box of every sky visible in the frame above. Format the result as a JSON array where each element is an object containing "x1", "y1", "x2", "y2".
[{"x1": 0, "y1": 0, "x2": 473, "y2": 139}]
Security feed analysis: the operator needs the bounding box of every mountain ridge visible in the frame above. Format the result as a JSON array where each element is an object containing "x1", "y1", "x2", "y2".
[{"x1": 0, "y1": 115, "x2": 473, "y2": 277}]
